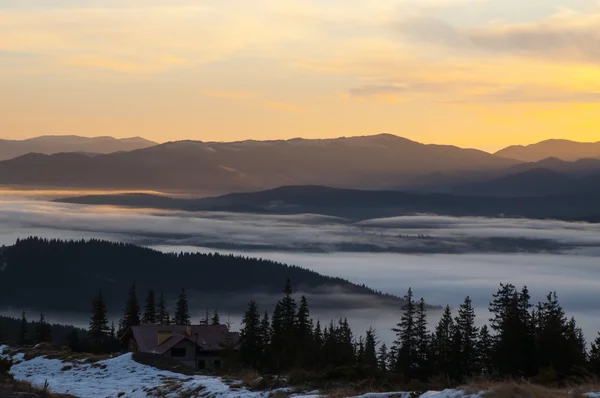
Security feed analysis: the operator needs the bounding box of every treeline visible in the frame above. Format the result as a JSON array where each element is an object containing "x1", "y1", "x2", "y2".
[
  {"x1": 85, "y1": 283, "x2": 218, "y2": 353},
  {"x1": 0, "y1": 237, "x2": 397, "y2": 312},
  {"x1": 238, "y1": 281, "x2": 600, "y2": 386},
  {"x1": 0, "y1": 314, "x2": 87, "y2": 347}
]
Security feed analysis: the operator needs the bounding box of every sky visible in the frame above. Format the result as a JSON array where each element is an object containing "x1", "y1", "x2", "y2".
[{"x1": 1, "y1": 0, "x2": 599, "y2": 150}]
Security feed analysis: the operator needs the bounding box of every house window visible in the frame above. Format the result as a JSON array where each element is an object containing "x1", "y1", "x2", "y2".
[
  {"x1": 214, "y1": 360, "x2": 221, "y2": 370},
  {"x1": 197, "y1": 360, "x2": 206, "y2": 370},
  {"x1": 170, "y1": 347, "x2": 186, "y2": 357}
]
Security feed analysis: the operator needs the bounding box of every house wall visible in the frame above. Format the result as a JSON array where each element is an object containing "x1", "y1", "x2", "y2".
[
  {"x1": 161, "y1": 340, "x2": 224, "y2": 370},
  {"x1": 163, "y1": 339, "x2": 197, "y2": 368}
]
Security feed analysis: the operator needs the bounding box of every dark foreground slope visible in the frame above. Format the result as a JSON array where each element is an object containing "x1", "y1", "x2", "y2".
[
  {"x1": 57, "y1": 185, "x2": 600, "y2": 222},
  {"x1": 0, "y1": 238, "x2": 401, "y2": 313}
]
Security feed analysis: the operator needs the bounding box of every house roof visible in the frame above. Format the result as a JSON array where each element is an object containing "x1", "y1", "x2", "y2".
[{"x1": 129, "y1": 324, "x2": 239, "y2": 355}]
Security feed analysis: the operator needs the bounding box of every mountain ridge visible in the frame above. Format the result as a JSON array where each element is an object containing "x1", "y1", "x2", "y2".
[
  {"x1": 0, "y1": 135, "x2": 158, "y2": 161},
  {"x1": 0, "y1": 134, "x2": 520, "y2": 193},
  {"x1": 495, "y1": 139, "x2": 600, "y2": 162},
  {"x1": 55, "y1": 183, "x2": 600, "y2": 222}
]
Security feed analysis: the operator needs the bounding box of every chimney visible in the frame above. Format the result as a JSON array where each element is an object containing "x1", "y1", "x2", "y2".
[{"x1": 186, "y1": 326, "x2": 191, "y2": 336}]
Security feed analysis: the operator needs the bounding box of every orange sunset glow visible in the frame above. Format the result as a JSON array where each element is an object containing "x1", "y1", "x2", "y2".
[{"x1": 1, "y1": 0, "x2": 599, "y2": 150}]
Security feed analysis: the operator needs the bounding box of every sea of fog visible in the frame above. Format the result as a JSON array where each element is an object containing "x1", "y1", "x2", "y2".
[{"x1": 1, "y1": 192, "x2": 600, "y2": 345}]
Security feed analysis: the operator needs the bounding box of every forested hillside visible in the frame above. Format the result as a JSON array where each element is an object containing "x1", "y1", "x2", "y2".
[{"x1": 0, "y1": 237, "x2": 399, "y2": 313}]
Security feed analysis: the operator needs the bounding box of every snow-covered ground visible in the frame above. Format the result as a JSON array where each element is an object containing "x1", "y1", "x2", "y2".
[{"x1": 0, "y1": 344, "x2": 541, "y2": 398}]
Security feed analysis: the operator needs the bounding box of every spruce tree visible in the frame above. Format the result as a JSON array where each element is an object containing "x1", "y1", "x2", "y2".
[
  {"x1": 589, "y1": 333, "x2": 600, "y2": 376},
  {"x1": 270, "y1": 302, "x2": 284, "y2": 371},
  {"x1": 211, "y1": 309, "x2": 220, "y2": 325},
  {"x1": 432, "y1": 305, "x2": 454, "y2": 377},
  {"x1": 489, "y1": 283, "x2": 535, "y2": 377},
  {"x1": 456, "y1": 296, "x2": 478, "y2": 377},
  {"x1": 296, "y1": 295, "x2": 311, "y2": 366},
  {"x1": 393, "y1": 287, "x2": 417, "y2": 381},
  {"x1": 536, "y1": 292, "x2": 568, "y2": 374},
  {"x1": 357, "y1": 336, "x2": 365, "y2": 364},
  {"x1": 415, "y1": 298, "x2": 430, "y2": 380},
  {"x1": 67, "y1": 330, "x2": 81, "y2": 352},
  {"x1": 364, "y1": 327, "x2": 378, "y2": 369},
  {"x1": 120, "y1": 282, "x2": 141, "y2": 334},
  {"x1": 273, "y1": 279, "x2": 297, "y2": 370},
  {"x1": 240, "y1": 301, "x2": 262, "y2": 369},
  {"x1": 35, "y1": 313, "x2": 52, "y2": 343},
  {"x1": 313, "y1": 320, "x2": 323, "y2": 366},
  {"x1": 142, "y1": 289, "x2": 156, "y2": 324},
  {"x1": 18, "y1": 311, "x2": 28, "y2": 345},
  {"x1": 157, "y1": 293, "x2": 170, "y2": 325},
  {"x1": 259, "y1": 311, "x2": 271, "y2": 369},
  {"x1": 476, "y1": 325, "x2": 493, "y2": 375},
  {"x1": 378, "y1": 343, "x2": 389, "y2": 372},
  {"x1": 174, "y1": 288, "x2": 191, "y2": 325},
  {"x1": 89, "y1": 291, "x2": 109, "y2": 349}
]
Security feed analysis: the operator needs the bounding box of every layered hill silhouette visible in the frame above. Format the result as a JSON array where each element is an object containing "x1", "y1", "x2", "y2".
[
  {"x1": 0, "y1": 237, "x2": 405, "y2": 313},
  {"x1": 496, "y1": 139, "x2": 600, "y2": 162},
  {"x1": 56, "y1": 184, "x2": 600, "y2": 222},
  {"x1": 0, "y1": 135, "x2": 157, "y2": 161},
  {"x1": 0, "y1": 134, "x2": 519, "y2": 193}
]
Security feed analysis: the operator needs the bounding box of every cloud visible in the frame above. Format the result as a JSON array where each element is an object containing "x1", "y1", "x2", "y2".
[
  {"x1": 1, "y1": 195, "x2": 600, "y2": 255},
  {"x1": 397, "y1": 10, "x2": 600, "y2": 64},
  {"x1": 346, "y1": 84, "x2": 408, "y2": 102}
]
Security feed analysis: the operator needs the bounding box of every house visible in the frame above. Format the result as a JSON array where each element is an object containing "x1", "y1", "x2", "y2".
[{"x1": 122, "y1": 324, "x2": 239, "y2": 370}]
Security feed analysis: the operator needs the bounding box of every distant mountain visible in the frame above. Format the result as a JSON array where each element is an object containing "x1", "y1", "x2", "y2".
[
  {"x1": 507, "y1": 157, "x2": 600, "y2": 177},
  {"x1": 56, "y1": 184, "x2": 600, "y2": 222},
  {"x1": 0, "y1": 237, "x2": 405, "y2": 313},
  {"x1": 0, "y1": 134, "x2": 519, "y2": 193},
  {"x1": 446, "y1": 168, "x2": 593, "y2": 197},
  {"x1": 496, "y1": 139, "x2": 600, "y2": 162},
  {"x1": 0, "y1": 135, "x2": 158, "y2": 160}
]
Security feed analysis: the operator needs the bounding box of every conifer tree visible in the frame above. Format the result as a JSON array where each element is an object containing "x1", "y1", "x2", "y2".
[
  {"x1": 589, "y1": 333, "x2": 600, "y2": 376},
  {"x1": 296, "y1": 295, "x2": 311, "y2": 366},
  {"x1": 270, "y1": 302, "x2": 284, "y2": 371},
  {"x1": 489, "y1": 283, "x2": 535, "y2": 377},
  {"x1": 142, "y1": 289, "x2": 156, "y2": 324},
  {"x1": 240, "y1": 301, "x2": 262, "y2": 369},
  {"x1": 415, "y1": 298, "x2": 430, "y2": 379},
  {"x1": 272, "y1": 279, "x2": 297, "y2": 370},
  {"x1": 211, "y1": 309, "x2": 220, "y2": 325},
  {"x1": 174, "y1": 288, "x2": 191, "y2": 325},
  {"x1": 120, "y1": 282, "x2": 141, "y2": 334},
  {"x1": 378, "y1": 343, "x2": 389, "y2": 372},
  {"x1": 110, "y1": 322, "x2": 116, "y2": 340},
  {"x1": 364, "y1": 327, "x2": 378, "y2": 369},
  {"x1": 476, "y1": 325, "x2": 493, "y2": 375},
  {"x1": 449, "y1": 323, "x2": 464, "y2": 381},
  {"x1": 393, "y1": 287, "x2": 417, "y2": 380},
  {"x1": 67, "y1": 329, "x2": 81, "y2": 352},
  {"x1": 456, "y1": 296, "x2": 478, "y2": 377},
  {"x1": 35, "y1": 313, "x2": 52, "y2": 343},
  {"x1": 357, "y1": 336, "x2": 365, "y2": 364},
  {"x1": 536, "y1": 292, "x2": 568, "y2": 373},
  {"x1": 89, "y1": 291, "x2": 109, "y2": 349},
  {"x1": 259, "y1": 311, "x2": 271, "y2": 368},
  {"x1": 432, "y1": 305, "x2": 454, "y2": 377},
  {"x1": 18, "y1": 311, "x2": 28, "y2": 345},
  {"x1": 313, "y1": 320, "x2": 323, "y2": 366},
  {"x1": 156, "y1": 293, "x2": 170, "y2": 325}
]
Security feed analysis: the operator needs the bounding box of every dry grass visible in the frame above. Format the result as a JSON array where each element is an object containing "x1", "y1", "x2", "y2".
[{"x1": 464, "y1": 380, "x2": 597, "y2": 398}]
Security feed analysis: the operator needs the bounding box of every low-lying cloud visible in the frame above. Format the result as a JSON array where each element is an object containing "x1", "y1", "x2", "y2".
[{"x1": 1, "y1": 196, "x2": 600, "y2": 254}]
